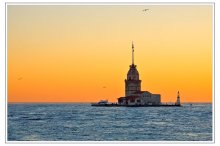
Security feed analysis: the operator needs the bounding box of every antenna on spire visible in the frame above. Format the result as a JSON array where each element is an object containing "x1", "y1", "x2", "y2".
[{"x1": 132, "y1": 41, "x2": 134, "y2": 65}]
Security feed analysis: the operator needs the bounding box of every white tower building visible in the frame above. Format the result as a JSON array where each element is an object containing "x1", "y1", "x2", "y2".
[{"x1": 175, "y1": 91, "x2": 181, "y2": 105}]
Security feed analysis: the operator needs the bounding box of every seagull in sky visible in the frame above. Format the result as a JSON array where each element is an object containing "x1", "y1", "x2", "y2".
[
  {"x1": 143, "y1": 9, "x2": 149, "y2": 12},
  {"x1": 17, "y1": 77, "x2": 23, "y2": 80}
]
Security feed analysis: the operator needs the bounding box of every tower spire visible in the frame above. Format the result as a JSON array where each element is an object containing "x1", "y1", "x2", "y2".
[{"x1": 132, "y1": 41, "x2": 134, "y2": 65}]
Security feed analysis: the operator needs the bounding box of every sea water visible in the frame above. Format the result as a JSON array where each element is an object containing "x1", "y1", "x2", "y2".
[{"x1": 7, "y1": 103, "x2": 212, "y2": 141}]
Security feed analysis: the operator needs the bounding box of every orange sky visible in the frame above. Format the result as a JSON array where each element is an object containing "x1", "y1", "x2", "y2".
[{"x1": 7, "y1": 4, "x2": 213, "y2": 103}]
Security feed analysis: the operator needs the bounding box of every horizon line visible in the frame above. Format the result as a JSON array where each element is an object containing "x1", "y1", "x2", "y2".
[{"x1": 7, "y1": 101, "x2": 212, "y2": 104}]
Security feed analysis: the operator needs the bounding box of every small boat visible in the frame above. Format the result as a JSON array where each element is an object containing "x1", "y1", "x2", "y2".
[{"x1": 91, "y1": 100, "x2": 108, "y2": 106}]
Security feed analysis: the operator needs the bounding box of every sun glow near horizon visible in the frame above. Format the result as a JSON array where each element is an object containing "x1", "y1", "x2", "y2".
[{"x1": 8, "y1": 4, "x2": 213, "y2": 103}]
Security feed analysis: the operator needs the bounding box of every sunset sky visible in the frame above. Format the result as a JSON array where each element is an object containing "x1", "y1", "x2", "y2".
[{"x1": 7, "y1": 4, "x2": 213, "y2": 103}]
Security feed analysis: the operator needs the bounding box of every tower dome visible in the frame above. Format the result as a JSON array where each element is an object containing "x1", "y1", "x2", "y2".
[{"x1": 127, "y1": 64, "x2": 139, "y2": 80}]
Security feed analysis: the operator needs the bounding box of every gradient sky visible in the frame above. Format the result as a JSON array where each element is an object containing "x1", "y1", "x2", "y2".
[{"x1": 8, "y1": 4, "x2": 213, "y2": 103}]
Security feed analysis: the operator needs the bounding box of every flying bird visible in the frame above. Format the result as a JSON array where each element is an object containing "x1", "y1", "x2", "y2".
[
  {"x1": 17, "y1": 77, "x2": 23, "y2": 80},
  {"x1": 143, "y1": 9, "x2": 149, "y2": 12}
]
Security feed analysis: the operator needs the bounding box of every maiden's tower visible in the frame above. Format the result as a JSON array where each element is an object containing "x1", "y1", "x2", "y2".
[
  {"x1": 91, "y1": 42, "x2": 181, "y2": 107},
  {"x1": 118, "y1": 42, "x2": 161, "y2": 106}
]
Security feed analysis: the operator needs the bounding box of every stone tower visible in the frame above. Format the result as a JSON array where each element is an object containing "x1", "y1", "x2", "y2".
[{"x1": 125, "y1": 42, "x2": 142, "y2": 96}]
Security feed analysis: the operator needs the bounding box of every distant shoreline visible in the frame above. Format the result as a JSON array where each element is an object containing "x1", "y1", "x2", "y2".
[{"x1": 8, "y1": 102, "x2": 212, "y2": 104}]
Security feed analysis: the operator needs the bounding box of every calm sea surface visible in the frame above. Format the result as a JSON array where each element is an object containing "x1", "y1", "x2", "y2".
[{"x1": 8, "y1": 103, "x2": 212, "y2": 141}]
